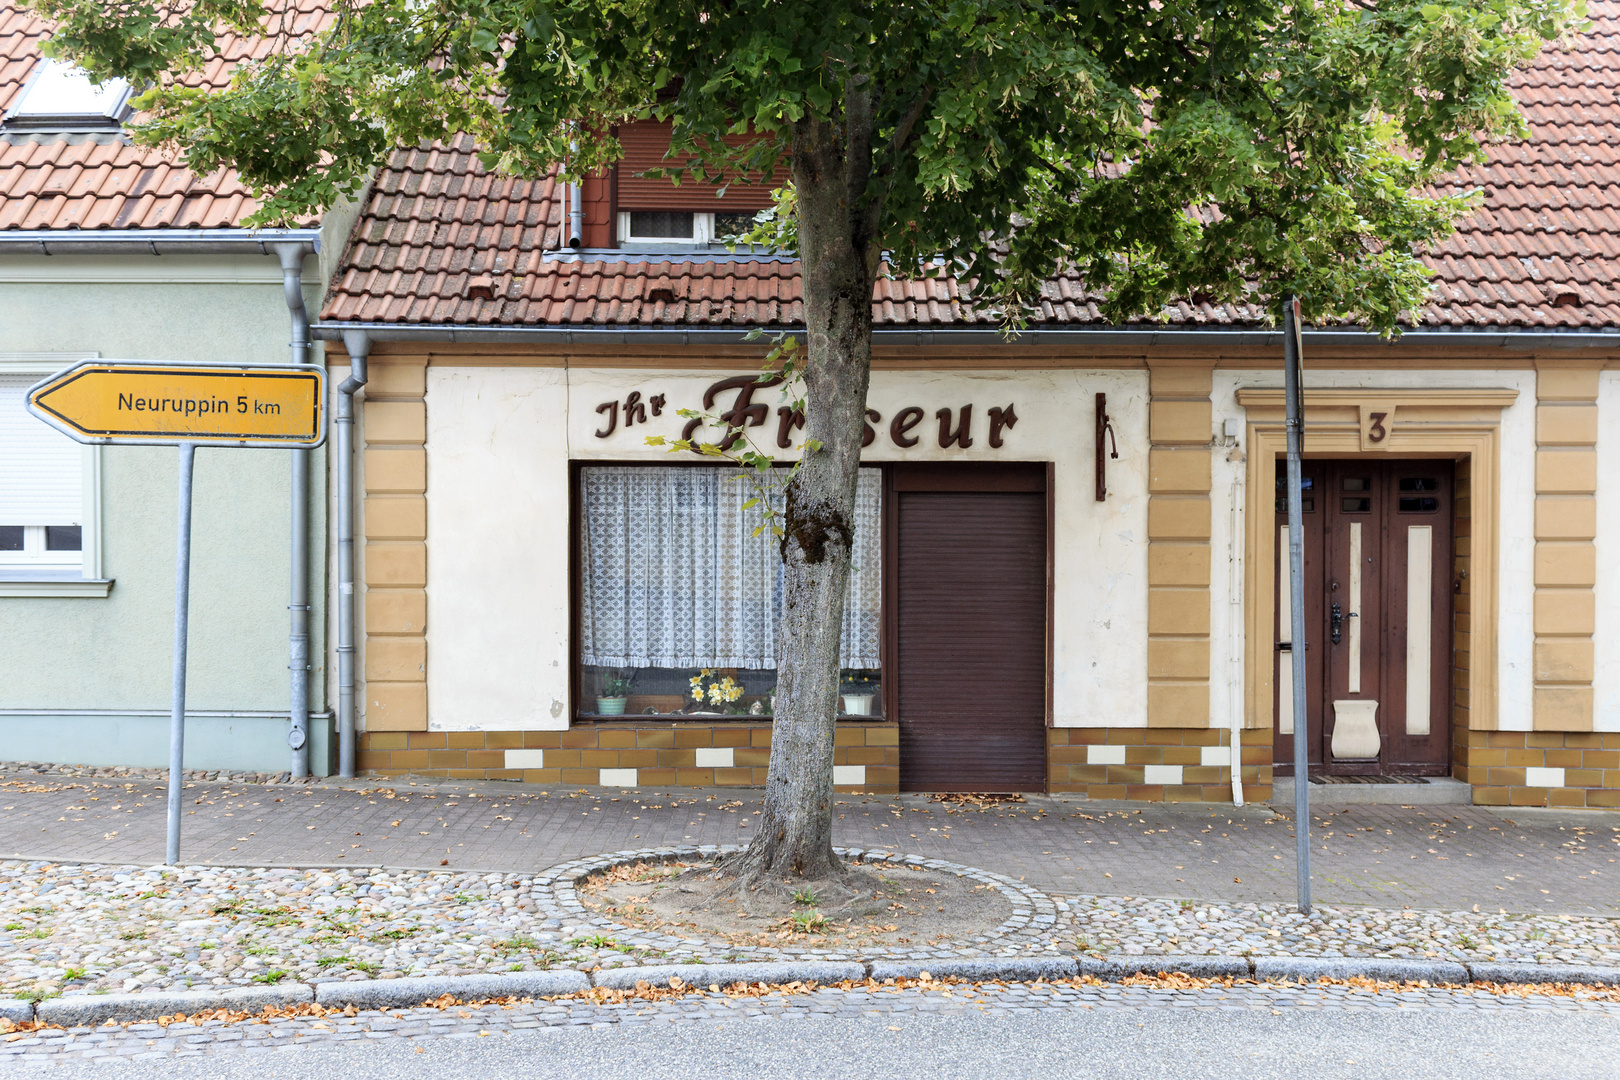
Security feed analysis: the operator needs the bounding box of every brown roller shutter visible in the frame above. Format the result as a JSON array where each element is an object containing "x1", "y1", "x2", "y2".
[
  {"x1": 616, "y1": 120, "x2": 778, "y2": 211},
  {"x1": 894, "y1": 465, "x2": 1048, "y2": 792}
]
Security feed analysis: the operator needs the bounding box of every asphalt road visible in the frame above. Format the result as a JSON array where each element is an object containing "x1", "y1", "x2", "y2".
[{"x1": 7, "y1": 1002, "x2": 1618, "y2": 1080}]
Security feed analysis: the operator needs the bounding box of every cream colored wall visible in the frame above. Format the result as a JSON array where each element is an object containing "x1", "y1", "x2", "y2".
[
  {"x1": 426, "y1": 366, "x2": 571, "y2": 730},
  {"x1": 1211, "y1": 368, "x2": 1537, "y2": 733},
  {"x1": 424, "y1": 365, "x2": 1151, "y2": 731},
  {"x1": 1591, "y1": 370, "x2": 1620, "y2": 732}
]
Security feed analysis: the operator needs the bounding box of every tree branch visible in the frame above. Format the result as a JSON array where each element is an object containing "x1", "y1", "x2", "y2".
[{"x1": 859, "y1": 86, "x2": 933, "y2": 247}]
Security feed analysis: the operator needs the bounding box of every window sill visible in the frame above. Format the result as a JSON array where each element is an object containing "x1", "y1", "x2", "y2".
[
  {"x1": 576, "y1": 713, "x2": 887, "y2": 723},
  {"x1": 0, "y1": 577, "x2": 114, "y2": 597}
]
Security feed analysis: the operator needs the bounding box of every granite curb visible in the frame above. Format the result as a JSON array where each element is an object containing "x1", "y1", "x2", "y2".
[
  {"x1": 33, "y1": 984, "x2": 313, "y2": 1027},
  {"x1": 593, "y1": 962, "x2": 865, "y2": 990},
  {"x1": 4, "y1": 957, "x2": 1618, "y2": 1027}
]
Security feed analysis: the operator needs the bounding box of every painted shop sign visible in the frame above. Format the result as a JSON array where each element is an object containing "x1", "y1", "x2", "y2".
[{"x1": 594, "y1": 375, "x2": 1018, "y2": 450}]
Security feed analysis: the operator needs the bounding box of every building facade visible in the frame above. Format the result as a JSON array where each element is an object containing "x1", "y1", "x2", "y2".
[
  {"x1": 312, "y1": 2, "x2": 1620, "y2": 809},
  {"x1": 0, "y1": 1, "x2": 348, "y2": 774}
]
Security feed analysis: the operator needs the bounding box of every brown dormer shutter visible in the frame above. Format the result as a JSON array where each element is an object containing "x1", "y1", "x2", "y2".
[{"x1": 615, "y1": 120, "x2": 778, "y2": 212}]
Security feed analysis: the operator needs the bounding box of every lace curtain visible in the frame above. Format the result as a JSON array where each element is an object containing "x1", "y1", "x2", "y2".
[{"x1": 579, "y1": 466, "x2": 881, "y2": 670}]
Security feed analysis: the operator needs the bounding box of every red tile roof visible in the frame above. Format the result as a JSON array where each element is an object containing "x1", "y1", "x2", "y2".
[
  {"x1": 0, "y1": 1, "x2": 326, "y2": 231},
  {"x1": 324, "y1": 2, "x2": 1620, "y2": 332}
]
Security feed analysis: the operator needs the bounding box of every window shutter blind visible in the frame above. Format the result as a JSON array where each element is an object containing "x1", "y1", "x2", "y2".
[
  {"x1": 0, "y1": 375, "x2": 82, "y2": 526},
  {"x1": 616, "y1": 121, "x2": 778, "y2": 212}
]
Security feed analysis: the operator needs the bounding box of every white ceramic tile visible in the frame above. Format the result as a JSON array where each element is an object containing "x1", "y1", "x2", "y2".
[
  {"x1": 694, "y1": 747, "x2": 734, "y2": 768},
  {"x1": 504, "y1": 749, "x2": 547, "y2": 769},
  {"x1": 1200, "y1": 746, "x2": 1230, "y2": 767},
  {"x1": 1143, "y1": 764, "x2": 1184, "y2": 785},
  {"x1": 1087, "y1": 744, "x2": 1127, "y2": 765},
  {"x1": 832, "y1": 765, "x2": 866, "y2": 785},
  {"x1": 598, "y1": 768, "x2": 638, "y2": 787},
  {"x1": 1524, "y1": 766, "x2": 1565, "y2": 788}
]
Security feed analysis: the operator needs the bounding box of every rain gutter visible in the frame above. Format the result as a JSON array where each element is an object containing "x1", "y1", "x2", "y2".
[
  {"x1": 310, "y1": 322, "x2": 1620, "y2": 350},
  {"x1": 0, "y1": 229, "x2": 322, "y2": 255}
]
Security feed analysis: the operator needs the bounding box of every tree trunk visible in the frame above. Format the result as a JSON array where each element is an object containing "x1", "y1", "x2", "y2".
[{"x1": 731, "y1": 110, "x2": 877, "y2": 884}]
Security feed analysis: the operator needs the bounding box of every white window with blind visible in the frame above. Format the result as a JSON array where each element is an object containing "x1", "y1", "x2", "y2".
[{"x1": 0, "y1": 356, "x2": 107, "y2": 596}]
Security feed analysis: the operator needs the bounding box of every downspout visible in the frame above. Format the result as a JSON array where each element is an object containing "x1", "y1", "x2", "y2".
[
  {"x1": 567, "y1": 138, "x2": 584, "y2": 248},
  {"x1": 568, "y1": 182, "x2": 584, "y2": 248},
  {"x1": 1228, "y1": 474, "x2": 1246, "y2": 807},
  {"x1": 335, "y1": 330, "x2": 371, "y2": 778},
  {"x1": 274, "y1": 242, "x2": 315, "y2": 778}
]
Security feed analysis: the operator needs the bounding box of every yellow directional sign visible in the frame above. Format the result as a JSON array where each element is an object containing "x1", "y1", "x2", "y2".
[{"x1": 27, "y1": 361, "x2": 325, "y2": 447}]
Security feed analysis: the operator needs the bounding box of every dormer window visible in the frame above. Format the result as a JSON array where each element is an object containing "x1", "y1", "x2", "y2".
[
  {"x1": 617, "y1": 210, "x2": 759, "y2": 246},
  {"x1": 4, "y1": 59, "x2": 132, "y2": 132}
]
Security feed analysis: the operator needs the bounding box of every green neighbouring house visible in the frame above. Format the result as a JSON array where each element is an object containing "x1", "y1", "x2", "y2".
[{"x1": 0, "y1": 6, "x2": 361, "y2": 775}]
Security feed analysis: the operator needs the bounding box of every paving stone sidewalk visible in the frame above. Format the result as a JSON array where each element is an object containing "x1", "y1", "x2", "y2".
[{"x1": 2, "y1": 769, "x2": 1617, "y2": 915}]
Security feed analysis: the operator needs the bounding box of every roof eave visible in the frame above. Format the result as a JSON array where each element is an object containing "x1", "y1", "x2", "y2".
[
  {"x1": 0, "y1": 228, "x2": 323, "y2": 255},
  {"x1": 310, "y1": 321, "x2": 1620, "y2": 350}
]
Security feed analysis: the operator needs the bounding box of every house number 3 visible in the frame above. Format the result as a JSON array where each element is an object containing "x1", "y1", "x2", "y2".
[{"x1": 1366, "y1": 411, "x2": 1388, "y2": 443}]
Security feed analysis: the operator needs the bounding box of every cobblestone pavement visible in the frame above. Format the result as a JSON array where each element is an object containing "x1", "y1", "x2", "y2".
[
  {"x1": 3, "y1": 978, "x2": 1620, "y2": 1068},
  {"x1": 3, "y1": 770, "x2": 1616, "y2": 915}
]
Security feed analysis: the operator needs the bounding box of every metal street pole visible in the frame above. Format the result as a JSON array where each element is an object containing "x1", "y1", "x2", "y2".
[
  {"x1": 165, "y1": 443, "x2": 197, "y2": 866},
  {"x1": 1283, "y1": 296, "x2": 1312, "y2": 914}
]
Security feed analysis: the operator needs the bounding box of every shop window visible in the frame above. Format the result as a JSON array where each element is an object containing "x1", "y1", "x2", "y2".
[
  {"x1": 0, "y1": 364, "x2": 105, "y2": 594},
  {"x1": 577, "y1": 465, "x2": 881, "y2": 718}
]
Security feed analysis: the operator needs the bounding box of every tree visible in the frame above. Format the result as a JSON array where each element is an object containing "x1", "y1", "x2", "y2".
[{"x1": 33, "y1": 0, "x2": 1579, "y2": 891}]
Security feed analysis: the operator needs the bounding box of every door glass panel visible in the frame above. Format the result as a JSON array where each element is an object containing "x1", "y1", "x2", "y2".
[
  {"x1": 1340, "y1": 496, "x2": 1371, "y2": 512},
  {"x1": 1341, "y1": 477, "x2": 1371, "y2": 492},
  {"x1": 1398, "y1": 477, "x2": 1439, "y2": 492},
  {"x1": 1399, "y1": 497, "x2": 1440, "y2": 513},
  {"x1": 1275, "y1": 474, "x2": 1314, "y2": 513}
]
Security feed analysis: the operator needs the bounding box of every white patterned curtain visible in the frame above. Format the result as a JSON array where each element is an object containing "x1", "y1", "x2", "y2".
[{"x1": 580, "y1": 466, "x2": 881, "y2": 669}]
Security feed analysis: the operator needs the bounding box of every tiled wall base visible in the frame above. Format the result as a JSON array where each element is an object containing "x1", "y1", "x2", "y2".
[
  {"x1": 357, "y1": 720, "x2": 900, "y2": 794},
  {"x1": 1047, "y1": 728, "x2": 1274, "y2": 803},
  {"x1": 1454, "y1": 727, "x2": 1620, "y2": 807}
]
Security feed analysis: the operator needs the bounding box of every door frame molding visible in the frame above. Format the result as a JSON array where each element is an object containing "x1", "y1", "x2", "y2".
[{"x1": 1235, "y1": 387, "x2": 1519, "y2": 734}]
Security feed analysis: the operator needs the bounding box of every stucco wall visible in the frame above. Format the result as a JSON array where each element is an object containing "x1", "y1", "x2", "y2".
[
  {"x1": 423, "y1": 364, "x2": 1150, "y2": 731},
  {"x1": 0, "y1": 255, "x2": 327, "y2": 716},
  {"x1": 1210, "y1": 367, "x2": 1537, "y2": 733}
]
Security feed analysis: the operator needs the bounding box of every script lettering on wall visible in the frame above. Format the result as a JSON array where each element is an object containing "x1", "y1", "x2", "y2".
[
  {"x1": 609, "y1": 376, "x2": 1022, "y2": 452},
  {"x1": 680, "y1": 375, "x2": 784, "y2": 450},
  {"x1": 594, "y1": 390, "x2": 667, "y2": 438},
  {"x1": 889, "y1": 406, "x2": 925, "y2": 448}
]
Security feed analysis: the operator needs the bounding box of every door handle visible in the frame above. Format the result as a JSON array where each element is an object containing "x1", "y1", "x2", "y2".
[{"x1": 1330, "y1": 601, "x2": 1343, "y2": 645}]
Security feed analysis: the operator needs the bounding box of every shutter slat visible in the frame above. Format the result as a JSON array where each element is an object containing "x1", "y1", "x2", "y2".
[
  {"x1": 897, "y1": 490, "x2": 1047, "y2": 792},
  {"x1": 0, "y1": 376, "x2": 82, "y2": 526}
]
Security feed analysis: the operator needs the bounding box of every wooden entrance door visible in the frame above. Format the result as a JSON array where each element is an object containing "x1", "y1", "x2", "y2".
[
  {"x1": 1273, "y1": 460, "x2": 1454, "y2": 776},
  {"x1": 889, "y1": 464, "x2": 1049, "y2": 792}
]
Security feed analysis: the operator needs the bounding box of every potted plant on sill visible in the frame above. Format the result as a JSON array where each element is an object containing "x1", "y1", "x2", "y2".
[
  {"x1": 839, "y1": 670, "x2": 879, "y2": 716},
  {"x1": 688, "y1": 668, "x2": 745, "y2": 716},
  {"x1": 596, "y1": 672, "x2": 632, "y2": 716}
]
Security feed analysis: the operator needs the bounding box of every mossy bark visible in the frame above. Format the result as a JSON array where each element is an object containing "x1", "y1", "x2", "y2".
[{"x1": 730, "y1": 108, "x2": 879, "y2": 887}]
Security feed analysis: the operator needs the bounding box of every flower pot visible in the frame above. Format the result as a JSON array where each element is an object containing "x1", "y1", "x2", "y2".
[
  {"x1": 596, "y1": 696, "x2": 628, "y2": 716},
  {"x1": 841, "y1": 692, "x2": 875, "y2": 716}
]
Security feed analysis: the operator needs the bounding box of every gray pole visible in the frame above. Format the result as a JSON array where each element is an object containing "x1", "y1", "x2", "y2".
[
  {"x1": 276, "y1": 244, "x2": 313, "y2": 778},
  {"x1": 165, "y1": 442, "x2": 197, "y2": 866},
  {"x1": 1283, "y1": 295, "x2": 1312, "y2": 914},
  {"x1": 335, "y1": 330, "x2": 371, "y2": 778}
]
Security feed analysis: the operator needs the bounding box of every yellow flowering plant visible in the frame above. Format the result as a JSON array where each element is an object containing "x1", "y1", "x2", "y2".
[{"x1": 689, "y1": 668, "x2": 744, "y2": 710}]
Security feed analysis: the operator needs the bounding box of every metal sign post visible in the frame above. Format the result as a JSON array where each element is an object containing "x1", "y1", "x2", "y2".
[
  {"x1": 1283, "y1": 296, "x2": 1312, "y2": 914},
  {"x1": 28, "y1": 360, "x2": 325, "y2": 865},
  {"x1": 167, "y1": 444, "x2": 196, "y2": 865}
]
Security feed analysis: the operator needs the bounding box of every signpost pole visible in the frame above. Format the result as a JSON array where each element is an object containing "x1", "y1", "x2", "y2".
[
  {"x1": 1283, "y1": 296, "x2": 1312, "y2": 914},
  {"x1": 165, "y1": 443, "x2": 197, "y2": 866}
]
